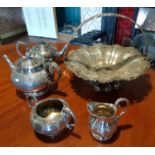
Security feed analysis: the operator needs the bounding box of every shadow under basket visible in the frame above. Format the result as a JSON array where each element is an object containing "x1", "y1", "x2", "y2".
[{"x1": 89, "y1": 81, "x2": 122, "y2": 92}]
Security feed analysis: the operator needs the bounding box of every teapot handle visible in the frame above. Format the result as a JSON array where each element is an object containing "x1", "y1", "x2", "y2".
[
  {"x1": 16, "y1": 41, "x2": 27, "y2": 58},
  {"x1": 48, "y1": 62, "x2": 62, "y2": 83},
  {"x1": 114, "y1": 98, "x2": 129, "y2": 119},
  {"x1": 63, "y1": 107, "x2": 76, "y2": 130}
]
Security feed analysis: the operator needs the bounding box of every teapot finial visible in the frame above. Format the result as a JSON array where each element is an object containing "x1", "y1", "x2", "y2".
[
  {"x1": 3, "y1": 54, "x2": 15, "y2": 71},
  {"x1": 25, "y1": 48, "x2": 31, "y2": 58}
]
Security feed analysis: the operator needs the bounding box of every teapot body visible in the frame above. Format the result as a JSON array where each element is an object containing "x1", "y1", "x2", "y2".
[
  {"x1": 29, "y1": 42, "x2": 57, "y2": 61},
  {"x1": 11, "y1": 61, "x2": 49, "y2": 92}
]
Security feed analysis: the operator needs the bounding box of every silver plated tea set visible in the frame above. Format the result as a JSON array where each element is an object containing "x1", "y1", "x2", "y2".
[{"x1": 2, "y1": 13, "x2": 150, "y2": 142}]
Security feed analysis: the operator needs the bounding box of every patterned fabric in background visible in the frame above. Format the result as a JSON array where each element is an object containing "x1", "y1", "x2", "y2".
[
  {"x1": 0, "y1": 7, "x2": 25, "y2": 35},
  {"x1": 80, "y1": 7, "x2": 102, "y2": 34}
]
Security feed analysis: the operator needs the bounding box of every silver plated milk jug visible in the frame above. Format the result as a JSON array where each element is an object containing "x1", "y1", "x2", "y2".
[{"x1": 87, "y1": 98, "x2": 129, "y2": 142}]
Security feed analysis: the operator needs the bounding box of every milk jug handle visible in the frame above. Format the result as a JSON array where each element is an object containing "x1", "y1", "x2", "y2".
[{"x1": 114, "y1": 98, "x2": 129, "y2": 119}]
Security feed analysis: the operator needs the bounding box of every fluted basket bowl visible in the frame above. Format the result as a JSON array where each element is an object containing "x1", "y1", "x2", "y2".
[{"x1": 65, "y1": 44, "x2": 149, "y2": 91}]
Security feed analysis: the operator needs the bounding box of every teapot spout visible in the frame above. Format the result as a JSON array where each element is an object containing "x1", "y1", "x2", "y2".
[
  {"x1": 56, "y1": 44, "x2": 69, "y2": 57},
  {"x1": 3, "y1": 54, "x2": 15, "y2": 71}
]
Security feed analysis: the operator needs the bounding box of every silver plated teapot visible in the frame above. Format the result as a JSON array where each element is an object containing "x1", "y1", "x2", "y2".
[
  {"x1": 30, "y1": 98, "x2": 76, "y2": 138},
  {"x1": 16, "y1": 41, "x2": 68, "y2": 61},
  {"x1": 3, "y1": 51, "x2": 61, "y2": 97},
  {"x1": 87, "y1": 98, "x2": 129, "y2": 142}
]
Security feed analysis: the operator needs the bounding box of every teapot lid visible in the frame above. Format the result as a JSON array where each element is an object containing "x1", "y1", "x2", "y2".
[
  {"x1": 21, "y1": 57, "x2": 42, "y2": 69},
  {"x1": 17, "y1": 52, "x2": 43, "y2": 69},
  {"x1": 38, "y1": 41, "x2": 49, "y2": 47},
  {"x1": 30, "y1": 42, "x2": 57, "y2": 59}
]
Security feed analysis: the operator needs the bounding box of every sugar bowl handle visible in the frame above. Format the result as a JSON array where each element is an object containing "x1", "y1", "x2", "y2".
[
  {"x1": 25, "y1": 94, "x2": 38, "y2": 107},
  {"x1": 63, "y1": 107, "x2": 76, "y2": 130},
  {"x1": 114, "y1": 98, "x2": 129, "y2": 119},
  {"x1": 48, "y1": 62, "x2": 62, "y2": 83}
]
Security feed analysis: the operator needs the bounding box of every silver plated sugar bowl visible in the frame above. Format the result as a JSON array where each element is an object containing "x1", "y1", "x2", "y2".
[
  {"x1": 30, "y1": 98, "x2": 76, "y2": 138},
  {"x1": 3, "y1": 50, "x2": 61, "y2": 99},
  {"x1": 87, "y1": 98, "x2": 129, "y2": 142}
]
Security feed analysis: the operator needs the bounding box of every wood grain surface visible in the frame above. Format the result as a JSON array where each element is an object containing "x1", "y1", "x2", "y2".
[{"x1": 0, "y1": 43, "x2": 155, "y2": 146}]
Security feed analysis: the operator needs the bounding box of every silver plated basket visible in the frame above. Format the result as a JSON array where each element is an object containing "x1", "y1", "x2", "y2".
[{"x1": 65, "y1": 13, "x2": 150, "y2": 92}]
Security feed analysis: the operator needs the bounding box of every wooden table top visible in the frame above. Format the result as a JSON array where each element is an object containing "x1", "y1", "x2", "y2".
[{"x1": 0, "y1": 43, "x2": 155, "y2": 147}]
